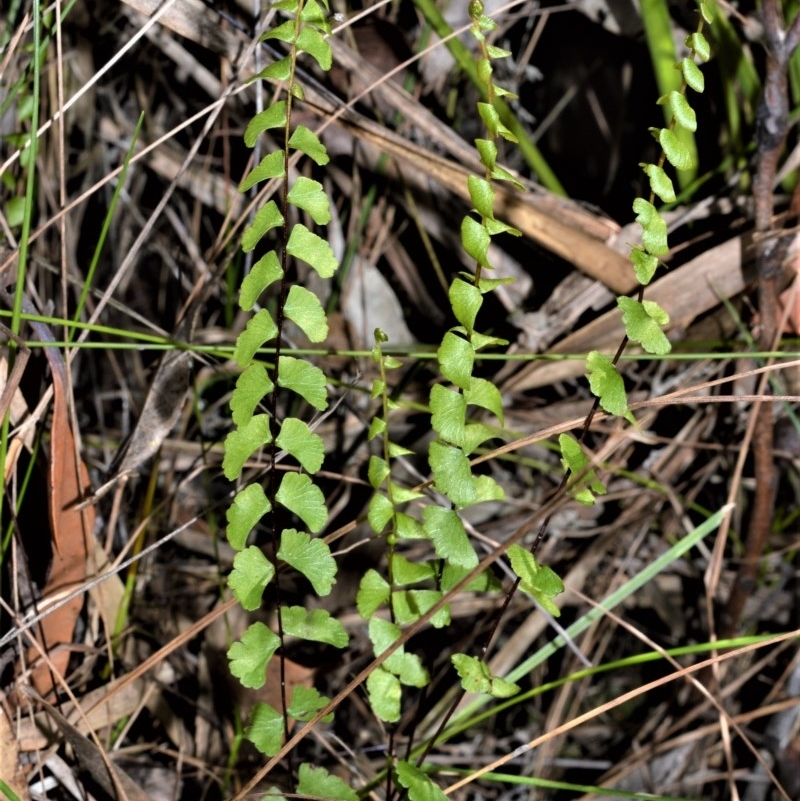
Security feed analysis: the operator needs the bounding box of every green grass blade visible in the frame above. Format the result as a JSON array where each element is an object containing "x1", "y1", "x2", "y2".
[
  {"x1": 0, "y1": 779, "x2": 23, "y2": 801},
  {"x1": 446, "y1": 768, "x2": 714, "y2": 800},
  {"x1": 444, "y1": 503, "x2": 733, "y2": 734},
  {"x1": 640, "y1": 0, "x2": 699, "y2": 188}
]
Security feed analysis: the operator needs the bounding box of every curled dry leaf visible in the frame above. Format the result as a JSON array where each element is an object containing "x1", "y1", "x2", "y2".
[
  {"x1": 111, "y1": 346, "x2": 192, "y2": 478},
  {"x1": 24, "y1": 329, "x2": 95, "y2": 699},
  {"x1": 0, "y1": 290, "x2": 96, "y2": 701},
  {"x1": 99, "y1": 302, "x2": 201, "y2": 497}
]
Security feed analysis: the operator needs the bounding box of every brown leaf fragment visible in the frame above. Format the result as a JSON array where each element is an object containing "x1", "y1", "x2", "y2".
[
  {"x1": 25, "y1": 331, "x2": 95, "y2": 699},
  {"x1": 257, "y1": 657, "x2": 316, "y2": 723}
]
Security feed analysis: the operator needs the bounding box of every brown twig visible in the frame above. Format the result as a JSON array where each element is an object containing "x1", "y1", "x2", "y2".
[{"x1": 722, "y1": 0, "x2": 799, "y2": 637}]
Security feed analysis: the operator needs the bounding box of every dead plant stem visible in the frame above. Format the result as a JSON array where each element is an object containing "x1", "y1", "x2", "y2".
[{"x1": 722, "y1": 1, "x2": 799, "y2": 637}]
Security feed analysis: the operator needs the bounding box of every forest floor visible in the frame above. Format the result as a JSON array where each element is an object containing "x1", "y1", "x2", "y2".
[{"x1": 0, "y1": 1, "x2": 799, "y2": 800}]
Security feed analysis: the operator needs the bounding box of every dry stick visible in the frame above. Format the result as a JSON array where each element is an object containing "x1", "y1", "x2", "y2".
[
  {"x1": 443, "y1": 630, "x2": 800, "y2": 797},
  {"x1": 709, "y1": 10, "x2": 800, "y2": 798},
  {"x1": 722, "y1": 4, "x2": 800, "y2": 639},
  {"x1": 588, "y1": 640, "x2": 798, "y2": 795},
  {"x1": 566, "y1": 588, "x2": 793, "y2": 801}
]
